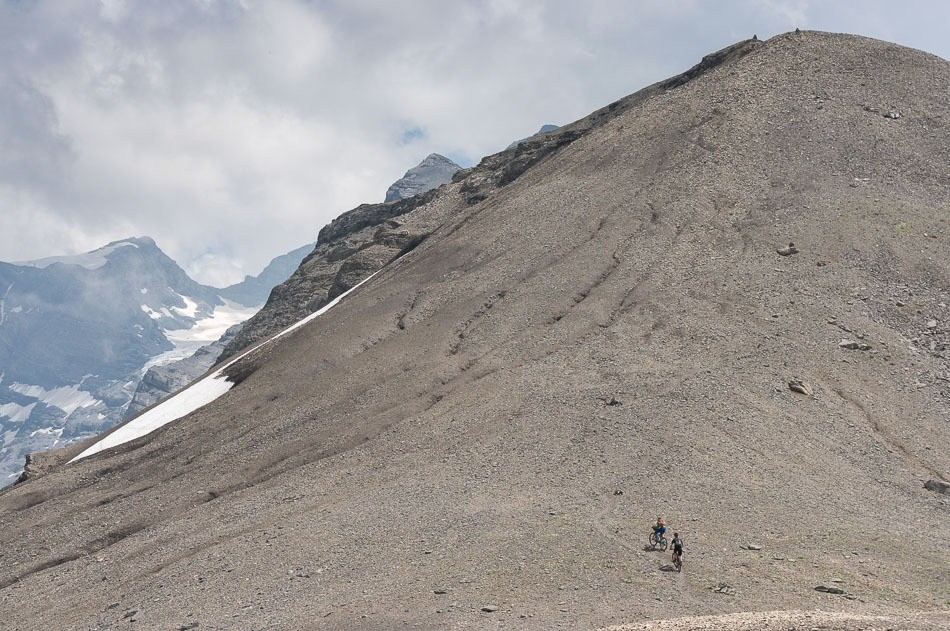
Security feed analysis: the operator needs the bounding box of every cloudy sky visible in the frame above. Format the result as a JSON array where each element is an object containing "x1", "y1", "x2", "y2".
[{"x1": 1, "y1": 1, "x2": 947, "y2": 286}]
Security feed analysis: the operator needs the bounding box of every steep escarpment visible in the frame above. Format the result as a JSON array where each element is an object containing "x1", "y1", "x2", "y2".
[{"x1": 1, "y1": 32, "x2": 947, "y2": 631}]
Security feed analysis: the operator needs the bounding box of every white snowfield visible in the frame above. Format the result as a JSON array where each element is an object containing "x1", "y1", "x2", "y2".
[
  {"x1": 70, "y1": 271, "x2": 381, "y2": 463},
  {"x1": 15, "y1": 240, "x2": 140, "y2": 270},
  {"x1": 9, "y1": 383, "x2": 99, "y2": 415},
  {"x1": 142, "y1": 299, "x2": 261, "y2": 372}
]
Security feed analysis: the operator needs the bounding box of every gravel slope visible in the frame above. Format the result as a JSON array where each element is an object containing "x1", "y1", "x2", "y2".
[{"x1": 0, "y1": 31, "x2": 947, "y2": 630}]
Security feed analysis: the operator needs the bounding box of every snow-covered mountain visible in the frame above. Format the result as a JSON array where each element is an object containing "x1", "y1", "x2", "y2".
[{"x1": 0, "y1": 237, "x2": 309, "y2": 485}]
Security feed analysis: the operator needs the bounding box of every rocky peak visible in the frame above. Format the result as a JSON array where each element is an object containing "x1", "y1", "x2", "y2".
[{"x1": 384, "y1": 153, "x2": 461, "y2": 203}]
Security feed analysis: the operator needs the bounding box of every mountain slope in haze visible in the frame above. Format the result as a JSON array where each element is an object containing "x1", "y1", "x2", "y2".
[
  {"x1": 0, "y1": 238, "x2": 311, "y2": 485},
  {"x1": 218, "y1": 243, "x2": 315, "y2": 307},
  {"x1": 1, "y1": 32, "x2": 948, "y2": 631},
  {"x1": 0, "y1": 237, "x2": 237, "y2": 484}
]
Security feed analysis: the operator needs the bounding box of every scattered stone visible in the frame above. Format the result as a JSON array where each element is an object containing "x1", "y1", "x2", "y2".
[
  {"x1": 613, "y1": 489, "x2": 624, "y2": 496},
  {"x1": 481, "y1": 605, "x2": 499, "y2": 613},
  {"x1": 883, "y1": 110, "x2": 902, "y2": 119},
  {"x1": 830, "y1": 578, "x2": 844, "y2": 583},
  {"x1": 924, "y1": 479, "x2": 949, "y2": 495},
  {"x1": 744, "y1": 544, "x2": 762, "y2": 551},
  {"x1": 433, "y1": 588, "x2": 449, "y2": 595},
  {"x1": 178, "y1": 624, "x2": 199, "y2": 631},
  {"x1": 123, "y1": 609, "x2": 138, "y2": 619},
  {"x1": 926, "y1": 319, "x2": 938, "y2": 329},
  {"x1": 839, "y1": 339, "x2": 871, "y2": 351},
  {"x1": 815, "y1": 585, "x2": 846, "y2": 594},
  {"x1": 788, "y1": 380, "x2": 814, "y2": 396},
  {"x1": 712, "y1": 583, "x2": 737, "y2": 595},
  {"x1": 777, "y1": 242, "x2": 799, "y2": 256},
  {"x1": 604, "y1": 395, "x2": 622, "y2": 406}
]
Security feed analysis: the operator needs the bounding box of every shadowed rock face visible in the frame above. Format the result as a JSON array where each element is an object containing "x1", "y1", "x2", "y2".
[{"x1": 1, "y1": 32, "x2": 948, "y2": 631}]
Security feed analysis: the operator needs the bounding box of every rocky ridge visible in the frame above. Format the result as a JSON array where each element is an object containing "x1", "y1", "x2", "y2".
[{"x1": 220, "y1": 39, "x2": 760, "y2": 360}]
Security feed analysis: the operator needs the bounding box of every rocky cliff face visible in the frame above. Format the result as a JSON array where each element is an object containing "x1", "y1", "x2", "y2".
[
  {"x1": 2, "y1": 32, "x2": 948, "y2": 630},
  {"x1": 384, "y1": 153, "x2": 461, "y2": 203}
]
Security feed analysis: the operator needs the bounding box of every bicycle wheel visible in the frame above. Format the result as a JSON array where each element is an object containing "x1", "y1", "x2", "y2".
[
  {"x1": 649, "y1": 532, "x2": 659, "y2": 548},
  {"x1": 659, "y1": 536, "x2": 668, "y2": 551}
]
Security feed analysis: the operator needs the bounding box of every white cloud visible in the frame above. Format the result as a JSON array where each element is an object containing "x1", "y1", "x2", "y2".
[{"x1": 0, "y1": 1, "x2": 946, "y2": 284}]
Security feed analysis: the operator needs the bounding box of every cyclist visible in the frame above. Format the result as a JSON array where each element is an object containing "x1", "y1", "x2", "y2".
[
  {"x1": 671, "y1": 532, "x2": 684, "y2": 566},
  {"x1": 653, "y1": 516, "x2": 667, "y2": 539}
]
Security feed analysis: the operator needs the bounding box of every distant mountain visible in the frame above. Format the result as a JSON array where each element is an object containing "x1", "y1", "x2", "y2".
[
  {"x1": 0, "y1": 237, "x2": 310, "y2": 485},
  {"x1": 506, "y1": 124, "x2": 559, "y2": 149},
  {"x1": 384, "y1": 153, "x2": 461, "y2": 202},
  {"x1": 218, "y1": 243, "x2": 315, "y2": 307},
  {"x1": 123, "y1": 245, "x2": 313, "y2": 419}
]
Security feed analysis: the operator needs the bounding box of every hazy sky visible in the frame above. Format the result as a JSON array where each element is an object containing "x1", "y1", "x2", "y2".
[{"x1": 1, "y1": 1, "x2": 947, "y2": 286}]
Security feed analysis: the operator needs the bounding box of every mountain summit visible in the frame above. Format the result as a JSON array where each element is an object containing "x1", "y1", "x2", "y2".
[
  {"x1": 1, "y1": 32, "x2": 947, "y2": 630},
  {"x1": 384, "y1": 153, "x2": 461, "y2": 202}
]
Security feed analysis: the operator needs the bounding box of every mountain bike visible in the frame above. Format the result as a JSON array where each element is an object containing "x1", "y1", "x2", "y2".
[
  {"x1": 672, "y1": 550, "x2": 683, "y2": 572},
  {"x1": 649, "y1": 529, "x2": 668, "y2": 550}
]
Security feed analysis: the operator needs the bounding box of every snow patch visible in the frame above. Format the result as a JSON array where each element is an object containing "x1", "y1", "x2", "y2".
[
  {"x1": 72, "y1": 271, "x2": 381, "y2": 462},
  {"x1": 0, "y1": 281, "x2": 13, "y2": 327},
  {"x1": 140, "y1": 305, "x2": 163, "y2": 320},
  {"x1": 16, "y1": 240, "x2": 140, "y2": 270},
  {"x1": 9, "y1": 383, "x2": 99, "y2": 415},
  {"x1": 170, "y1": 295, "x2": 198, "y2": 318},
  {"x1": 0, "y1": 402, "x2": 36, "y2": 423},
  {"x1": 140, "y1": 288, "x2": 148, "y2": 294},
  {"x1": 30, "y1": 427, "x2": 64, "y2": 446}
]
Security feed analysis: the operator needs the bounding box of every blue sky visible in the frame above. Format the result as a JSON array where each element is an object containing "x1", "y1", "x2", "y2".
[{"x1": 1, "y1": 0, "x2": 947, "y2": 285}]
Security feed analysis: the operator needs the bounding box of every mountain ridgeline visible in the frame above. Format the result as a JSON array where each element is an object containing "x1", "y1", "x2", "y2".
[{"x1": 1, "y1": 32, "x2": 947, "y2": 630}]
